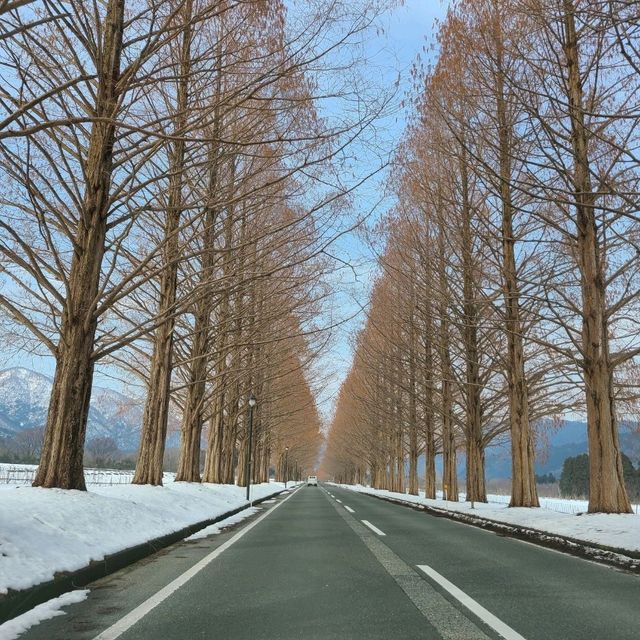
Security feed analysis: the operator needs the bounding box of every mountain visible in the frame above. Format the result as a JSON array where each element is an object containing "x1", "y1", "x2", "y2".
[{"x1": 0, "y1": 367, "x2": 143, "y2": 451}]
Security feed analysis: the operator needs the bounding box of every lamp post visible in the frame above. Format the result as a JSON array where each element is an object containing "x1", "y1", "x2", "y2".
[
  {"x1": 245, "y1": 394, "x2": 256, "y2": 502},
  {"x1": 284, "y1": 446, "x2": 289, "y2": 489}
]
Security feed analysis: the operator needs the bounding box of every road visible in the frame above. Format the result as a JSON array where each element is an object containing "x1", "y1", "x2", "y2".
[{"x1": 18, "y1": 484, "x2": 640, "y2": 640}]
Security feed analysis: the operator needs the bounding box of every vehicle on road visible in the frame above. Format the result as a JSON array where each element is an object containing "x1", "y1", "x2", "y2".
[{"x1": 307, "y1": 475, "x2": 318, "y2": 486}]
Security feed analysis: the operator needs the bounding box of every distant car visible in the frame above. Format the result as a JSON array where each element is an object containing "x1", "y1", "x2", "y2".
[{"x1": 307, "y1": 475, "x2": 318, "y2": 486}]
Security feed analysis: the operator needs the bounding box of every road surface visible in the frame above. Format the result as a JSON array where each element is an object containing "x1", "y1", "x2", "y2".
[{"x1": 18, "y1": 484, "x2": 640, "y2": 640}]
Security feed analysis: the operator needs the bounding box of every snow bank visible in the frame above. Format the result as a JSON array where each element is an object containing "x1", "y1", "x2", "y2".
[
  {"x1": 0, "y1": 590, "x2": 88, "y2": 640},
  {"x1": 0, "y1": 481, "x2": 286, "y2": 594},
  {"x1": 185, "y1": 506, "x2": 260, "y2": 540},
  {"x1": 336, "y1": 485, "x2": 640, "y2": 554}
]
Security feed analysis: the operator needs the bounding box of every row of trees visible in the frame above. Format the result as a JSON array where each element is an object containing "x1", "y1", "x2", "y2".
[
  {"x1": 324, "y1": 0, "x2": 640, "y2": 513},
  {"x1": 0, "y1": 1, "x2": 392, "y2": 489}
]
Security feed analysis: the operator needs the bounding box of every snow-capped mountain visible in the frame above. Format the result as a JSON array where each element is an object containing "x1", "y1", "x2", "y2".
[{"x1": 0, "y1": 367, "x2": 143, "y2": 451}]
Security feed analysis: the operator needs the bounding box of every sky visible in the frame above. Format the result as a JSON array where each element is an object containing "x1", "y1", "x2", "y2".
[
  {"x1": 311, "y1": 0, "x2": 450, "y2": 424},
  {"x1": 0, "y1": 0, "x2": 451, "y2": 421}
]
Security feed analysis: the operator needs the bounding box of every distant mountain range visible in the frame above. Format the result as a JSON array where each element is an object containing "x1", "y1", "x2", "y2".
[{"x1": 0, "y1": 367, "x2": 144, "y2": 451}]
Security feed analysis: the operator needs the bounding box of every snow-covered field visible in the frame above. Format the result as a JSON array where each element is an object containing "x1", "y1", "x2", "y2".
[
  {"x1": 476, "y1": 492, "x2": 640, "y2": 515},
  {"x1": 335, "y1": 484, "x2": 640, "y2": 554},
  {"x1": 0, "y1": 475, "x2": 290, "y2": 595}
]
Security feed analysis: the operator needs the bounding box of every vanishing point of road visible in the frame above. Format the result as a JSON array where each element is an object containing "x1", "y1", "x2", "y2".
[{"x1": 20, "y1": 485, "x2": 640, "y2": 640}]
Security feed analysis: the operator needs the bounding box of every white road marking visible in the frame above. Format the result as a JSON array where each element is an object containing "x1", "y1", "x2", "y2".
[
  {"x1": 361, "y1": 520, "x2": 386, "y2": 536},
  {"x1": 92, "y1": 488, "x2": 299, "y2": 640},
  {"x1": 335, "y1": 498, "x2": 342, "y2": 503},
  {"x1": 417, "y1": 564, "x2": 527, "y2": 640},
  {"x1": 344, "y1": 505, "x2": 355, "y2": 513}
]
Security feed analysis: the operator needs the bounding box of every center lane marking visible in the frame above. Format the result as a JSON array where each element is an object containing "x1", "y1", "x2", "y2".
[
  {"x1": 417, "y1": 565, "x2": 527, "y2": 640},
  {"x1": 344, "y1": 505, "x2": 355, "y2": 513},
  {"x1": 361, "y1": 520, "x2": 386, "y2": 536},
  {"x1": 335, "y1": 498, "x2": 342, "y2": 503},
  {"x1": 325, "y1": 491, "x2": 490, "y2": 639}
]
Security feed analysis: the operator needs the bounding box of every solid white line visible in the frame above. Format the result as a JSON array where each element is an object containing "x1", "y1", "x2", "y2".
[
  {"x1": 335, "y1": 498, "x2": 342, "y2": 503},
  {"x1": 92, "y1": 489, "x2": 298, "y2": 640},
  {"x1": 417, "y1": 564, "x2": 527, "y2": 640},
  {"x1": 361, "y1": 520, "x2": 386, "y2": 536},
  {"x1": 344, "y1": 505, "x2": 355, "y2": 513}
]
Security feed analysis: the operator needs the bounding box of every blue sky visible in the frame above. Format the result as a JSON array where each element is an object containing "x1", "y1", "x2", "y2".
[{"x1": 312, "y1": 0, "x2": 450, "y2": 423}]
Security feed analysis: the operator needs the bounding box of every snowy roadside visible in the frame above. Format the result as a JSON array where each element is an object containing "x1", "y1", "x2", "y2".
[
  {"x1": 0, "y1": 590, "x2": 89, "y2": 640},
  {"x1": 0, "y1": 480, "x2": 289, "y2": 595},
  {"x1": 334, "y1": 484, "x2": 640, "y2": 556}
]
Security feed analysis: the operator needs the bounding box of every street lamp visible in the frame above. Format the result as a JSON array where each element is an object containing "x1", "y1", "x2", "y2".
[
  {"x1": 284, "y1": 446, "x2": 289, "y2": 489},
  {"x1": 245, "y1": 394, "x2": 257, "y2": 502}
]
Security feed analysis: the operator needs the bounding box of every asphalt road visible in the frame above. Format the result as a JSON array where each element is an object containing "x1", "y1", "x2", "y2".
[{"x1": 17, "y1": 484, "x2": 640, "y2": 640}]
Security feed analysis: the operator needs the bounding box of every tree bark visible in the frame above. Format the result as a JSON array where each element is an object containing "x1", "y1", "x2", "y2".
[
  {"x1": 422, "y1": 279, "x2": 437, "y2": 498},
  {"x1": 459, "y1": 150, "x2": 486, "y2": 503},
  {"x1": 175, "y1": 157, "x2": 222, "y2": 482},
  {"x1": 437, "y1": 207, "x2": 458, "y2": 501},
  {"x1": 133, "y1": 1, "x2": 192, "y2": 486},
  {"x1": 494, "y1": 25, "x2": 539, "y2": 507},
  {"x1": 34, "y1": 0, "x2": 125, "y2": 490},
  {"x1": 175, "y1": 9, "x2": 222, "y2": 482},
  {"x1": 408, "y1": 290, "x2": 419, "y2": 495},
  {"x1": 562, "y1": 0, "x2": 631, "y2": 513}
]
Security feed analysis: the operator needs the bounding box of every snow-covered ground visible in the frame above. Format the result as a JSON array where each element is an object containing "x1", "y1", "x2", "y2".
[
  {"x1": 0, "y1": 478, "x2": 290, "y2": 595},
  {"x1": 335, "y1": 484, "x2": 640, "y2": 554},
  {"x1": 480, "y1": 492, "x2": 640, "y2": 515},
  {"x1": 0, "y1": 463, "x2": 174, "y2": 486},
  {"x1": 0, "y1": 590, "x2": 89, "y2": 640}
]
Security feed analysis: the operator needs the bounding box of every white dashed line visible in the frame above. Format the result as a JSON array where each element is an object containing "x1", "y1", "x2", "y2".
[
  {"x1": 344, "y1": 505, "x2": 355, "y2": 513},
  {"x1": 361, "y1": 520, "x2": 386, "y2": 536},
  {"x1": 335, "y1": 499, "x2": 342, "y2": 503},
  {"x1": 417, "y1": 564, "x2": 527, "y2": 640}
]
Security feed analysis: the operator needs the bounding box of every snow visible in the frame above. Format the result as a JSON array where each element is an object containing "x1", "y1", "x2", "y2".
[
  {"x1": 0, "y1": 480, "x2": 287, "y2": 595},
  {"x1": 185, "y1": 506, "x2": 260, "y2": 540},
  {"x1": 0, "y1": 464, "x2": 164, "y2": 486},
  {"x1": 0, "y1": 590, "x2": 89, "y2": 640},
  {"x1": 336, "y1": 485, "x2": 640, "y2": 554}
]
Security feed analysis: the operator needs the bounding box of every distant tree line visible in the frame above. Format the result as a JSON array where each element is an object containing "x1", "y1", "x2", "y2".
[
  {"x1": 560, "y1": 454, "x2": 640, "y2": 502},
  {"x1": 0, "y1": 429, "x2": 135, "y2": 469}
]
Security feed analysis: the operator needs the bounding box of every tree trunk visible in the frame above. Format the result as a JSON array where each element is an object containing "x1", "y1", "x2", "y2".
[
  {"x1": 34, "y1": 0, "x2": 125, "y2": 490},
  {"x1": 460, "y1": 151, "x2": 486, "y2": 503},
  {"x1": 495, "y1": 29, "x2": 539, "y2": 508},
  {"x1": 176, "y1": 16, "x2": 222, "y2": 482},
  {"x1": 133, "y1": 1, "x2": 192, "y2": 486},
  {"x1": 422, "y1": 288, "x2": 436, "y2": 499},
  {"x1": 408, "y1": 302, "x2": 419, "y2": 495},
  {"x1": 203, "y1": 389, "x2": 225, "y2": 483},
  {"x1": 437, "y1": 211, "x2": 458, "y2": 501},
  {"x1": 562, "y1": 0, "x2": 631, "y2": 513},
  {"x1": 175, "y1": 164, "x2": 221, "y2": 482},
  {"x1": 222, "y1": 384, "x2": 240, "y2": 483},
  {"x1": 174, "y1": 307, "x2": 208, "y2": 481}
]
